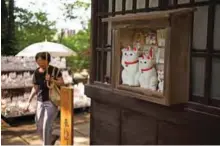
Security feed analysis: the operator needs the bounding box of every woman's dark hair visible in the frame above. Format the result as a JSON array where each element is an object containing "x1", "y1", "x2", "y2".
[{"x1": 35, "y1": 52, "x2": 51, "y2": 63}]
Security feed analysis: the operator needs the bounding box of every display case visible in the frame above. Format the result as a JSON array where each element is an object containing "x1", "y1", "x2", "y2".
[{"x1": 102, "y1": 8, "x2": 194, "y2": 106}]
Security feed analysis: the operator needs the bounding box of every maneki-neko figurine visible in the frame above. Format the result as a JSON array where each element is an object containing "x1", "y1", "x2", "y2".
[
  {"x1": 138, "y1": 48, "x2": 157, "y2": 90},
  {"x1": 121, "y1": 46, "x2": 139, "y2": 86}
]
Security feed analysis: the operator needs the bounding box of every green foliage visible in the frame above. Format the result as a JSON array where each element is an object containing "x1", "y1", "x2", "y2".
[
  {"x1": 62, "y1": 0, "x2": 90, "y2": 20},
  {"x1": 60, "y1": 0, "x2": 91, "y2": 71},
  {"x1": 63, "y1": 21, "x2": 91, "y2": 71},
  {"x1": 14, "y1": 8, "x2": 57, "y2": 51}
]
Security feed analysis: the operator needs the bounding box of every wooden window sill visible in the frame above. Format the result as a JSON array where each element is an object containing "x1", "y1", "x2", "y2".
[{"x1": 117, "y1": 84, "x2": 164, "y2": 99}]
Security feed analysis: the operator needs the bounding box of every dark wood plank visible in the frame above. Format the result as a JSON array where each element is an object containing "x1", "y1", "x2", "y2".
[
  {"x1": 122, "y1": 0, "x2": 126, "y2": 14},
  {"x1": 92, "y1": 101, "x2": 120, "y2": 127},
  {"x1": 90, "y1": 101, "x2": 120, "y2": 145},
  {"x1": 168, "y1": 12, "x2": 192, "y2": 104},
  {"x1": 158, "y1": 121, "x2": 220, "y2": 144},
  {"x1": 187, "y1": 101, "x2": 220, "y2": 117},
  {"x1": 204, "y1": 1, "x2": 216, "y2": 104},
  {"x1": 173, "y1": 0, "x2": 178, "y2": 7},
  {"x1": 132, "y1": 0, "x2": 137, "y2": 13},
  {"x1": 159, "y1": 0, "x2": 169, "y2": 9},
  {"x1": 121, "y1": 110, "x2": 157, "y2": 144},
  {"x1": 145, "y1": 0, "x2": 149, "y2": 8},
  {"x1": 90, "y1": 0, "x2": 99, "y2": 83},
  {"x1": 85, "y1": 85, "x2": 220, "y2": 123},
  {"x1": 112, "y1": 0, "x2": 116, "y2": 16},
  {"x1": 102, "y1": 8, "x2": 195, "y2": 22}
]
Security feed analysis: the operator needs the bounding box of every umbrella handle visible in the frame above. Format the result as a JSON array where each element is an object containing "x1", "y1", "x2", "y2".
[{"x1": 45, "y1": 52, "x2": 54, "y2": 89}]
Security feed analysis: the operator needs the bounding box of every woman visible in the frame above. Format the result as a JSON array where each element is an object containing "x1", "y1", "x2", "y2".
[{"x1": 25, "y1": 52, "x2": 64, "y2": 145}]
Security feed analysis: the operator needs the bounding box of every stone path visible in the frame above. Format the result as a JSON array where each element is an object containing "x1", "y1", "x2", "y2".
[{"x1": 1, "y1": 112, "x2": 90, "y2": 145}]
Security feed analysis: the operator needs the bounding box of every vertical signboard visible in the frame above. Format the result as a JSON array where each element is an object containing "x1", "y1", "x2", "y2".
[{"x1": 60, "y1": 87, "x2": 74, "y2": 145}]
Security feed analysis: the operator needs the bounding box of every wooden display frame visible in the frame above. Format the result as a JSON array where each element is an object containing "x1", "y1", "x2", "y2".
[{"x1": 103, "y1": 8, "x2": 195, "y2": 106}]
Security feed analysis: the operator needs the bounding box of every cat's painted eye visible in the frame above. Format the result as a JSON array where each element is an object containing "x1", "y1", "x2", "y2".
[
  {"x1": 125, "y1": 53, "x2": 127, "y2": 56},
  {"x1": 144, "y1": 61, "x2": 147, "y2": 64},
  {"x1": 130, "y1": 53, "x2": 133, "y2": 56}
]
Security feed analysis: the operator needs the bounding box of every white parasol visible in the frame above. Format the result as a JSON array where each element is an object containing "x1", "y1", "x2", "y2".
[{"x1": 16, "y1": 41, "x2": 76, "y2": 57}]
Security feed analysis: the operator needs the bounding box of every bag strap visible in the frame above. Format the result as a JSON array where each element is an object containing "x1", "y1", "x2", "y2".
[
  {"x1": 46, "y1": 52, "x2": 53, "y2": 89},
  {"x1": 56, "y1": 68, "x2": 60, "y2": 78},
  {"x1": 52, "y1": 67, "x2": 56, "y2": 77}
]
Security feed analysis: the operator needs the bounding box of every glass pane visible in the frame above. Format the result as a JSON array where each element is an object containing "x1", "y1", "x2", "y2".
[
  {"x1": 126, "y1": 0, "x2": 132, "y2": 10},
  {"x1": 119, "y1": 28, "x2": 166, "y2": 93},
  {"x1": 211, "y1": 58, "x2": 220, "y2": 100},
  {"x1": 178, "y1": 0, "x2": 190, "y2": 4},
  {"x1": 193, "y1": 6, "x2": 208, "y2": 50},
  {"x1": 192, "y1": 57, "x2": 205, "y2": 97},
  {"x1": 137, "y1": 0, "x2": 145, "y2": 9},
  {"x1": 149, "y1": 0, "x2": 158, "y2": 8},
  {"x1": 116, "y1": 0, "x2": 122, "y2": 11},
  {"x1": 214, "y1": 5, "x2": 220, "y2": 50}
]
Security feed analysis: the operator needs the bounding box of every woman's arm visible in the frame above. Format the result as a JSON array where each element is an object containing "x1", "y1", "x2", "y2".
[
  {"x1": 25, "y1": 86, "x2": 38, "y2": 111},
  {"x1": 28, "y1": 86, "x2": 37, "y2": 102}
]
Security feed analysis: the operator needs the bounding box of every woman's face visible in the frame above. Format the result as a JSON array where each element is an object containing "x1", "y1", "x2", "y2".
[{"x1": 36, "y1": 57, "x2": 48, "y2": 69}]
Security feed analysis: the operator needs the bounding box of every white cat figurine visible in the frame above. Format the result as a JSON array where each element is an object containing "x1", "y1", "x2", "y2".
[
  {"x1": 138, "y1": 48, "x2": 157, "y2": 90},
  {"x1": 134, "y1": 56, "x2": 142, "y2": 86},
  {"x1": 121, "y1": 46, "x2": 139, "y2": 86},
  {"x1": 157, "y1": 70, "x2": 164, "y2": 92}
]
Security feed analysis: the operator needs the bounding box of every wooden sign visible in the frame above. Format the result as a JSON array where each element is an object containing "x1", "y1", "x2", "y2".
[{"x1": 60, "y1": 87, "x2": 74, "y2": 145}]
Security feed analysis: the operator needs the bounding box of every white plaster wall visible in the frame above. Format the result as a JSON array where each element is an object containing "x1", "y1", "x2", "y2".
[
  {"x1": 192, "y1": 57, "x2": 205, "y2": 96},
  {"x1": 214, "y1": 5, "x2": 220, "y2": 50},
  {"x1": 126, "y1": 0, "x2": 132, "y2": 10},
  {"x1": 193, "y1": 6, "x2": 208, "y2": 50},
  {"x1": 178, "y1": 0, "x2": 190, "y2": 4},
  {"x1": 211, "y1": 58, "x2": 220, "y2": 99}
]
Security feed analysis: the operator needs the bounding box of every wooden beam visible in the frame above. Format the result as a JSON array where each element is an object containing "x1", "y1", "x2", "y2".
[
  {"x1": 204, "y1": 1, "x2": 216, "y2": 104},
  {"x1": 60, "y1": 87, "x2": 74, "y2": 145},
  {"x1": 89, "y1": 0, "x2": 99, "y2": 83},
  {"x1": 102, "y1": 8, "x2": 196, "y2": 22}
]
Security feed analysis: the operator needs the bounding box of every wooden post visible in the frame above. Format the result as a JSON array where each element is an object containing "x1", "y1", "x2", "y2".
[{"x1": 60, "y1": 87, "x2": 74, "y2": 145}]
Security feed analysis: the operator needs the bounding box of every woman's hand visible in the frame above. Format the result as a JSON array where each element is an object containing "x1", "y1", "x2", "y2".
[
  {"x1": 23, "y1": 102, "x2": 30, "y2": 112},
  {"x1": 45, "y1": 74, "x2": 51, "y2": 81}
]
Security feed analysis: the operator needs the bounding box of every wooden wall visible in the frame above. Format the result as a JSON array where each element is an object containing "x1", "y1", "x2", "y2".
[
  {"x1": 88, "y1": 0, "x2": 220, "y2": 144},
  {"x1": 86, "y1": 85, "x2": 220, "y2": 145}
]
